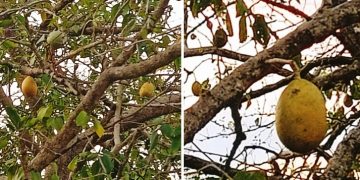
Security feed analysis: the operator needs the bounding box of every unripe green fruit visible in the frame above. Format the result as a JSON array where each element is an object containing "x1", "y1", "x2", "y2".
[{"x1": 47, "y1": 30, "x2": 66, "y2": 48}]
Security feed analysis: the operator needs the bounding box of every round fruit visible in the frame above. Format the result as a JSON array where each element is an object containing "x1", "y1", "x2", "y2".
[
  {"x1": 139, "y1": 82, "x2": 155, "y2": 97},
  {"x1": 343, "y1": 94, "x2": 353, "y2": 107},
  {"x1": 21, "y1": 76, "x2": 38, "y2": 97},
  {"x1": 213, "y1": 28, "x2": 227, "y2": 48},
  {"x1": 47, "y1": 30, "x2": 65, "y2": 48},
  {"x1": 275, "y1": 78, "x2": 328, "y2": 153},
  {"x1": 192, "y1": 81, "x2": 202, "y2": 96}
]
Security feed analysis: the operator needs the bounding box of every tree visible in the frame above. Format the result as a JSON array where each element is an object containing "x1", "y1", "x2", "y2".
[
  {"x1": 184, "y1": 0, "x2": 360, "y2": 179},
  {"x1": 0, "y1": 0, "x2": 181, "y2": 179}
]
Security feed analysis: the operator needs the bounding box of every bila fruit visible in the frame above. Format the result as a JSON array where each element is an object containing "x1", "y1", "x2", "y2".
[
  {"x1": 22, "y1": 76, "x2": 38, "y2": 97},
  {"x1": 47, "y1": 30, "x2": 66, "y2": 48},
  {"x1": 275, "y1": 77, "x2": 327, "y2": 153},
  {"x1": 213, "y1": 28, "x2": 227, "y2": 48},
  {"x1": 139, "y1": 82, "x2": 155, "y2": 97},
  {"x1": 192, "y1": 81, "x2": 202, "y2": 96}
]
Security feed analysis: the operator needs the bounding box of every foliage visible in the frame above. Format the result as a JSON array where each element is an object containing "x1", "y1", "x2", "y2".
[{"x1": 0, "y1": 0, "x2": 180, "y2": 179}]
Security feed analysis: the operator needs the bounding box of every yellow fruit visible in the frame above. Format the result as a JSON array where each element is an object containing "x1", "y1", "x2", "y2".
[
  {"x1": 213, "y1": 28, "x2": 227, "y2": 48},
  {"x1": 192, "y1": 81, "x2": 202, "y2": 96},
  {"x1": 21, "y1": 76, "x2": 38, "y2": 97},
  {"x1": 139, "y1": 82, "x2": 155, "y2": 97},
  {"x1": 275, "y1": 78, "x2": 327, "y2": 153}
]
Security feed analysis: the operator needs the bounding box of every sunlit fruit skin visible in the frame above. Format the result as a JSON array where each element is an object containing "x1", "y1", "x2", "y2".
[
  {"x1": 275, "y1": 78, "x2": 328, "y2": 153},
  {"x1": 139, "y1": 82, "x2": 155, "y2": 97},
  {"x1": 192, "y1": 81, "x2": 202, "y2": 96},
  {"x1": 213, "y1": 29, "x2": 227, "y2": 48},
  {"x1": 21, "y1": 76, "x2": 38, "y2": 97}
]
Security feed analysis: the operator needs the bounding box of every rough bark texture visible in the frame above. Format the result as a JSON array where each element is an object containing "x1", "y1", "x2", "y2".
[
  {"x1": 321, "y1": 1, "x2": 360, "y2": 176},
  {"x1": 184, "y1": 0, "x2": 360, "y2": 144},
  {"x1": 323, "y1": 126, "x2": 360, "y2": 179},
  {"x1": 184, "y1": 154, "x2": 239, "y2": 177}
]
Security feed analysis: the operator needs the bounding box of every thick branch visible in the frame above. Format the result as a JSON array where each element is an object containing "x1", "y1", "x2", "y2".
[
  {"x1": 324, "y1": 125, "x2": 360, "y2": 179},
  {"x1": 0, "y1": 87, "x2": 13, "y2": 107},
  {"x1": 184, "y1": 46, "x2": 252, "y2": 62},
  {"x1": 185, "y1": 154, "x2": 239, "y2": 177}
]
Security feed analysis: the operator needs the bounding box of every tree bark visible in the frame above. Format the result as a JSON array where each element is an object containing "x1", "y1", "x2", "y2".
[{"x1": 323, "y1": 125, "x2": 360, "y2": 179}]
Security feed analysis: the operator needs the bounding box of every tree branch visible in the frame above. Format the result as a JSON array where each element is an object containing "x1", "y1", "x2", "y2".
[{"x1": 324, "y1": 124, "x2": 360, "y2": 179}]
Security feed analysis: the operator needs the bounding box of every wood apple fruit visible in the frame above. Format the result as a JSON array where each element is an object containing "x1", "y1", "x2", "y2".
[
  {"x1": 275, "y1": 77, "x2": 328, "y2": 153},
  {"x1": 139, "y1": 82, "x2": 155, "y2": 97},
  {"x1": 21, "y1": 76, "x2": 38, "y2": 97},
  {"x1": 191, "y1": 81, "x2": 202, "y2": 96},
  {"x1": 213, "y1": 28, "x2": 227, "y2": 48}
]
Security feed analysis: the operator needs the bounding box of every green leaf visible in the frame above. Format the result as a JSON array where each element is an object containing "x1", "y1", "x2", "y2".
[
  {"x1": 170, "y1": 136, "x2": 181, "y2": 153},
  {"x1": 37, "y1": 105, "x2": 53, "y2": 120},
  {"x1": 50, "y1": 174, "x2": 60, "y2": 180},
  {"x1": 130, "y1": 148, "x2": 139, "y2": 160},
  {"x1": 239, "y1": 16, "x2": 247, "y2": 43},
  {"x1": 350, "y1": 79, "x2": 360, "y2": 100},
  {"x1": 149, "y1": 132, "x2": 159, "y2": 151},
  {"x1": 174, "y1": 57, "x2": 181, "y2": 70},
  {"x1": 91, "y1": 160, "x2": 101, "y2": 174},
  {"x1": 46, "y1": 117, "x2": 64, "y2": 130},
  {"x1": 15, "y1": 14, "x2": 26, "y2": 26},
  {"x1": 122, "y1": 14, "x2": 136, "y2": 29},
  {"x1": 67, "y1": 156, "x2": 79, "y2": 171},
  {"x1": 2, "y1": 40, "x2": 18, "y2": 49},
  {"x1": 121, "y1": 19, "x2": 136, "y2": 37},
  {"x1": 140, "y1": 28, "x2": 148, "y2": 39},
  {"x1": 30, "y1": 171, "x2": 41, "y2": 180},
  {"x1": 159, "y1": 35, "x2": 171, "y2": 48},
  {"x1": 100, "y1": 151, "x2": 114, "y2": 173},
  {"x1": 93, "y1": 120, "x2": 105, "y2": 138},
  {"x1": 236, "y1": 0, "x2": 248, "y2": 17},
  {"x1": 0, "y1": 19, "x2": 13, "y2": 27},
  {"x1": 76, "y1": 111, "x2": 89, "y2": 128},
  {"x1": 26, "y1": 117, "x2": 39, "y2": 127},
  {"x1": 234, "y1": 171, "x2": 266, "y2": 180},
  {"x1": 160, "y1": 124, "x2": 173, "y2": 138},
  {"x1": 173, "y1": 125, "x2": 181, "y2": 137},
  {"x1": 252, "y1": 14, "x2": 270, "y2": 47},
  {"x1": 5, "y1": 107, "x2": 21, "y2": 129},
  {"x1": 110, "y1": 3, "x2": 120, "y2": 22},
  {"x1": 0, "y1": 136, "x2": 8, "y2": 149}
]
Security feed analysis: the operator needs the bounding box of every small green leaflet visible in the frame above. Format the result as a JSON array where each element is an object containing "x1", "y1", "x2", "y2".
[
  {"x1": 5, "y1": 107, "x2": 21, "y2": 130},
  {"x1": 75, "y1": 110, "x2": 89, "y2": 128},
  {"x1": 94, "y1": 120, "x2": 105, "y2": 138}
]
